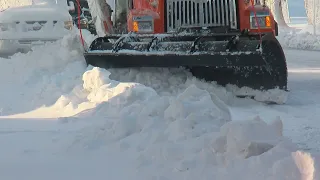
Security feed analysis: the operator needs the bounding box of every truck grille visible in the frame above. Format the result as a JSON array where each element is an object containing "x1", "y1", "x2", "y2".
[{"x1": 166, "y1": 0, "x2": 238, "y2": 32}]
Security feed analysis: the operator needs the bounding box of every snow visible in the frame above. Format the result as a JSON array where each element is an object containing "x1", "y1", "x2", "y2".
[
  {"x1": 0, "y1": 3, "x2": 73, "y2": 55},
  {"x1": 0, "y1": 5, "x2": 71, "y2": 22},
  {"x1": 0, "y1": 0, "x2": 32, "y2": 11},
  {"x1": 0, "y1": 10, "x2": 320, "y2": 180},
  {"x1": 278, "y1": 20, "x2": 320, "y2": 50}
]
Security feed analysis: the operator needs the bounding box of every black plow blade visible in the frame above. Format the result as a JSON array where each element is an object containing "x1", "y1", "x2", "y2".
[{"x1": 84, "y1": 32, "x2": 288, "y2": 94}]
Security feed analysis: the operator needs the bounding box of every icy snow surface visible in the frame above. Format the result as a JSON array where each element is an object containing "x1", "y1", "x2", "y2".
[{"x1": 0, "y1": 22, "x2": 320, "y2": 179}]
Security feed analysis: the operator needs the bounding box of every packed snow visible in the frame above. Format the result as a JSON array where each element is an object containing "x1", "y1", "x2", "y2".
[{"x1": 0, "y1": 4, "x2": 320, "y2": 180}]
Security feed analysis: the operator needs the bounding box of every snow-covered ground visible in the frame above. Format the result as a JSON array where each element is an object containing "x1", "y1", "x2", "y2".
[{"x1": 0, "y1": 19, "x2": 320, "y2": 179}]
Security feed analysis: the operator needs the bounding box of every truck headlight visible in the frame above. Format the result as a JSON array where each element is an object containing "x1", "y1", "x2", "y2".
[
  {"x1": 250, "y1": 11, "x2": 271, "y2": 29},
  {"x1": 132, "y1": 16, "x2": 154, "y2": 33},
  {"x1": 64, "y1": 21, "x2": 73, "y2": 30},
  {"x1": 133, "y1": 21, "x2": 153, "y2": 33}
]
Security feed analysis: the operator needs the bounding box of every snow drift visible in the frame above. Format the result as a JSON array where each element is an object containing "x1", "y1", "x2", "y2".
[
  {"x1": 0, "y1": 32, "x2": 86, "y2": 116},
  {"x1": 278, "y1": 25, "x2": 320, "y2": 51}
]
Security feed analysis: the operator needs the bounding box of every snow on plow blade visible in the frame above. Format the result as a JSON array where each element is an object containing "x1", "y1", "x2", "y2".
[{"x1": 84, "y1": 32, "x2": 288, "y2": 92}]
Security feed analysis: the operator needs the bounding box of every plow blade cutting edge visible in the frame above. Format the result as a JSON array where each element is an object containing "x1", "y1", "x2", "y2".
[{"x1": 84, "y1": 32, "x2": 288, "y2": 92}]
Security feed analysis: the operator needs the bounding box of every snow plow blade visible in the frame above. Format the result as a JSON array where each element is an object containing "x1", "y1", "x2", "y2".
[{"x1": 84, "y1": 32, "x2": 288, "y2": 91}]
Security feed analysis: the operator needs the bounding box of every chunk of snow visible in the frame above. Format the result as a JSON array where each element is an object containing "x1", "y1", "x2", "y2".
[
  {"x1": 213, "y1": 116, "x2": 284, "y2": 160},
  {"x1": 271, "y1": 151, "x2": 316, "y2": 180}
]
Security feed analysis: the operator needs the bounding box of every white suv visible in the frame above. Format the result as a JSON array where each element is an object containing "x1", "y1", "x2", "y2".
[{"x1": 0, "y1": 0, "x2": 74, "y2": 56}]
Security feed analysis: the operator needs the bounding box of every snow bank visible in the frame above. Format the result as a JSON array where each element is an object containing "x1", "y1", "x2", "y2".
[
  {"x1": 0, "y1": 32, "x2": 84, "y2": 81},
  {"x1": 0, "y1": 32, "x2": 86, "y2": 116},
  {"x1": 278, "y1": 26, "x2": 320, "y2": 51}
]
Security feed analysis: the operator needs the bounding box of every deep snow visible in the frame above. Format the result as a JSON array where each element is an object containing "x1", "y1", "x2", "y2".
[{"x1": 0, "y1": 20, "x2": 320, "y2": 180}]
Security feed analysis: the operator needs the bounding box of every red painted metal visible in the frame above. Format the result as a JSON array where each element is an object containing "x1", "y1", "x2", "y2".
[{"x1": 127, "y1": 0, "x2": 277, "y2": 35}]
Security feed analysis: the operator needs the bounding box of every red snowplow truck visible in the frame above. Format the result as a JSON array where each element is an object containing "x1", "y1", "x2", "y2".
[{"x1": 81, "y1": 0, "x2": 288, "y2": 95}]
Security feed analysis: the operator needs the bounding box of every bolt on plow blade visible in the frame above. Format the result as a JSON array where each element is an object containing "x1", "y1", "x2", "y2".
[{"x1": 84, "y1": 33, "x2": 288, "y2": 92}]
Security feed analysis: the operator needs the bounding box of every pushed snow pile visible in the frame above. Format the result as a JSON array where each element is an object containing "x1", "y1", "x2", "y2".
[
  {"x1": 0, "y1": 32, "x2": 84, "y2": 81},
  {"x1": 75, "y1": 67, "x2": 231, "y2": 123},
  {"x1": 278, "y1": 27, "x2": 320, "y2": 51},
  {"x1": 48, "y1": 67, "x2": 315, "y2": 179},
  {"x1": 59, "y1": 67, "x2": 232, "y2": 142},
  {"x1": 82, "y1": 67, "x2": 158, "y2": 105},
  {"x1": 65, "y1": 99, "x2": 318, "y2": 180},
  {"x1": 107, "y1": 68, "x2": 288, "y2": 105},
  {"x1": 0, "y1": 33, "x2": 86, "y2": 116}
]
